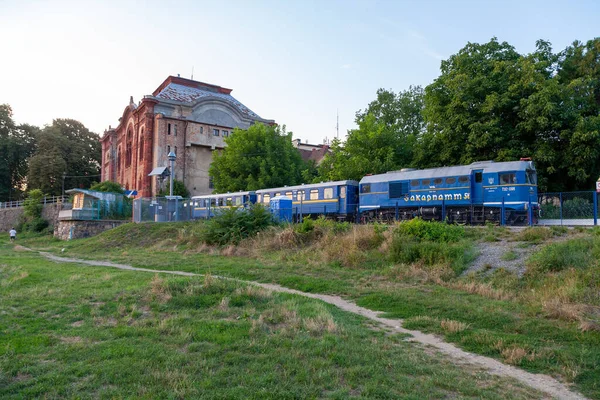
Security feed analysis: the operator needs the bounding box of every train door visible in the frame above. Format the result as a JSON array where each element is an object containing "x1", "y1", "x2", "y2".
[{"x1": 471, "y1": 169, "x2": 484, "y2": 204}]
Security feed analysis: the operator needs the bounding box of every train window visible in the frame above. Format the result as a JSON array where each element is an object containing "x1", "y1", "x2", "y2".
[
  {"x1": 263, "y1": 194, "x2": 270, "y2": 203},
  {"x1": 257, "y1": 194, "x2": 262, "y2": 203},
  {"x1": 434, "y1": 178, "x2": 442, "y2": 185},
  {"x1": 226, "y1": 197, "x2": 232, "y2": 206},
  {"x1": 340, "y1": 186, "x2": 347, "y2": 199},
  {"x1": 285, "y1": 191, "x2": 293, "y2": 198},
  {"x1": 389, "y1": 182, "x2": 409, "y2": 198},
  {"x1": 297, "y1": 191, "x2": 305, "y2": 201},
  {"x1": 410, "y1": 180, "x2": 420, "y2": 187},
  {"x1": 526, "y1": 170, "x2": 537, "y2": 184},
  {"x1": 275, "y1": 192, "x2": 281, "y2": 197},
  {"x1": 361, "y1": 184, "x2": 371, "y2": 193},
  {"x1": 324, "y1": 188, "x2": 333, "y2": 199},
  {"x1": 210, "y1": 199, "x2": 216, "y2": 207},
  {"x1": 235, "y1": 197, "x2": 242, "y2": 206},
  {"x1": 310, "y1": 189, "x2": 319, "y2": 200},
  {"x1": 500, "y1": 173, "x2": 517, "y2": 185},
  {"x1": 446, "y1": 177, "x2": 456, "y2": 184},
  {"x1": 421, "y1": 179, "x2": 430, "y2": 186},
  {"x1": 475, "y1": 172, "x2": 482, "y2": 183},
  {"x1": 458, "y1": 176, "x2": 469, "y2": 183}
]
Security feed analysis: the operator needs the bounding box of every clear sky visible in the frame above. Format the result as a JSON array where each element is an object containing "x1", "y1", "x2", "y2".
[{"x1": 1, "y1": 0, "x2": 598, "y2": 144}]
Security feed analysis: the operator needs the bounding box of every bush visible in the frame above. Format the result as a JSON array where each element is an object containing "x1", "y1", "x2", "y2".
[
  {"x1": 200, "y1": 204, "x2": 275, "y2": 245},
  {"x1": 514, "y1": 227, "x2": 552, "y2": 243},
  {"x1": 20, "y1": 217, "x2": 50, "y2": 233},
  {"x1": 90, "y1": 181, "x2": 124, "y2": 194},
  {"x1": 395, "y1": 218, "x2": 465, "y2": 243},
  {"x1": 158, "y1": 179, "x2": 190, "y2": 198},
  {"x1": 526, "y1": 238, "x2": 596, "y2": 275}
]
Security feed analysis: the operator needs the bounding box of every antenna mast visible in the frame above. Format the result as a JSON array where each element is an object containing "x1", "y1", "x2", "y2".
[
  {"x1": 336, "y1": 109, "x2": 339, "y2": 139},
  {"x1": 191, "y1": 66, "x2": 194, "y2": 80}
]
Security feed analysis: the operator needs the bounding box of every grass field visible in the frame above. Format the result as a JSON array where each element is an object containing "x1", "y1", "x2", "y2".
[
  {"x1": 9, "y1": 221, "x2": 600, "y2": 398},
  {"x1": 0, "y1": 241, "x2": 546, "y2": 399}
]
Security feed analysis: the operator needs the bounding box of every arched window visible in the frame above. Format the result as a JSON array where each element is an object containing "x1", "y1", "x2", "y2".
[
  {"x1": 126, "y1": 128, "x2": 133, "y2": 167},
  {"x1": 139, "y1": 128, "x2": 145, "y2": 161}
]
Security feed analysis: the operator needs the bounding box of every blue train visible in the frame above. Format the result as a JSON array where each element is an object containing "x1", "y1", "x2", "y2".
[{"x1": 192, "y1": 160, "x2": 538, "y2": 225}]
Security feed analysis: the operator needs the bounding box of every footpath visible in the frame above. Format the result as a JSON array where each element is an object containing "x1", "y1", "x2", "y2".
[{"x1": 21, "y1": 245, "x2": 586, "y2": 400}]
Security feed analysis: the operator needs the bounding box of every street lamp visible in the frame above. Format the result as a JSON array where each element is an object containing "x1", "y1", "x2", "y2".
[{"x1": 167, "y1": 151, "x2": 176, "y2": 197}]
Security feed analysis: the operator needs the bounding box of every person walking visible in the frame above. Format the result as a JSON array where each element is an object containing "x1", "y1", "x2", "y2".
[{"x1": 9, "y1": 228, "x2": 16, "y2": 242}]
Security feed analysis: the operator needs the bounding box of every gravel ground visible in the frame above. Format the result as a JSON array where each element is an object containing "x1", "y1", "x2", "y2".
[{"x1": 465, "y1": 240, "x2": 534, "y2": 277}]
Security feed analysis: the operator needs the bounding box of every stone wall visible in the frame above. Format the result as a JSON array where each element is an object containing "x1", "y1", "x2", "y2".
[
  {"x1": 54, "y1": 220, "x2": 129, "y2": 241},
  {"x1": 0, "y1": 203, "x2": 67, "y2": 233}
]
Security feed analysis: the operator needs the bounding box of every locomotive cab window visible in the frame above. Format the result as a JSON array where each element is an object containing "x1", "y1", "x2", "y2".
[
  {"x1": 310, "y1": 189, "x2": 319, "y2": 200},
  {"x1": 360, "y1": 184, "x2": 371, "y2": 194},
  {"x1": 445, "y1": 177, "x2": 456, "y2": 184},
  {"x1": 526, "y1": 169, "x2": 537, "y2": 184},
  {"x1": 324, "y1": 188, "x2": 333, "y2": 199},
  {"x1": 410, "y1": 180, "x2": 420, "y2": 187},
  {"x1": 500, "y1": 173, "x2": 517, "y2": 185},
  {"x1": 434, "y1": 178, "x2": 442, "y2": 185}
]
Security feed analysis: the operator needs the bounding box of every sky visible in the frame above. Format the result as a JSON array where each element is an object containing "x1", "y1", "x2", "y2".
[{"x1": 1, "y1": 0, "x2": 599, "y2": 144}]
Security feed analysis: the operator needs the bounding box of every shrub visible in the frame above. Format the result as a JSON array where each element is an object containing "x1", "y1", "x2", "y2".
[
  {"x1": 395, "y1": 218, "x2": 465, "y2": 243},
  {"x1": 526, "y1": 238, "x2": 595, "y2": 275},
  {"x1": 20, "y1": 217, "x2": 49, "y2": 233},
  {"x1": 23, "y1": 189, "x2": 44, "y2": 219},
  {"x1": 199, "y1": 204, "x2": 275, "y2": 245},
  {"x1": 90, "y1": 181, "x2": 124, "y2": 194},
  {"x1": 158, "y1": 179, "x2": 190, "y2": 198},
  {"x1": 514, "y1": 227, "x2": 552, "y2": 243}
]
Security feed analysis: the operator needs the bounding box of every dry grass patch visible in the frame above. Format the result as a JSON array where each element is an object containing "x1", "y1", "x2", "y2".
[
  {"x1": 450, "y1": 281, "x2": 513, "y2": 301},
  {"x1": 234, "y1": 285, "x2": 273, "y2": 300},
  {"x1": 440, "y1": 319, "x2": 469, "y2": 333},
  {"x1": 149, "y1": 274, "x2": 172, "y2": 303},
  {"x1": 500, "y1": 346, "x2": 530, "y2": 365}
]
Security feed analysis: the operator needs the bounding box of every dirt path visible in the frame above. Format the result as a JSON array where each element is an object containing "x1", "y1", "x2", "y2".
[{"x1": 35, "y1": 249, "x2": 585, "y2": 400}]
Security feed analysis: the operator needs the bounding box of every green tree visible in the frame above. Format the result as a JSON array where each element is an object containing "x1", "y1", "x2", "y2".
[
  {"x1": 0, "y1": 105, "x2": 38, "y2": 202},
  {"x1": 209, "y1": 124, "x2": 306, "y2": 192},
  {"x1": 158, "y1": 179, "x2": 190, "y2": 197},
  {"x1": 90, "y1": 181, "x2": 124, "y2": 194},
  {"x1": 318, "y1": 87, "x2": 425, "y2": 181},
  {"x1": 28, "y1": 119, "x2": 100, "y2": 195}
]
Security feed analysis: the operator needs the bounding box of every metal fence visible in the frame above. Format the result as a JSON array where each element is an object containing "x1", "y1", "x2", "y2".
[
  {"x1": 133, "y1": 197, "x2": 195, "y2": 223},
  {"x1": 61, "y1": 199, "x2": 133, "y2": 221},
  {"x1": 537, "y1": 191, "x2": 598, "y2": 226},
  {"x1": 0, "y1": 195, "x2": 69, "y2": 209}
]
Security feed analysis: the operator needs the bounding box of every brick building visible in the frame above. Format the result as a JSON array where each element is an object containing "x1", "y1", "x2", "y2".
[{"x1": 100, "y1": 76, "x2": 273, "y2": 197}]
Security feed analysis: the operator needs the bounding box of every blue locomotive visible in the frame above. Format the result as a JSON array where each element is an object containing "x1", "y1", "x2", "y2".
[
  {"x1": 359, "y1": 160, "x2": 538, "y2": 224},
  {"x1": 190, "y1": 159, "x2": 537, "y2": 225}
]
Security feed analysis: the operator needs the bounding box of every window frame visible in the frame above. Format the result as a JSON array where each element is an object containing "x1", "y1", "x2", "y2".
[
  {"x1": 360, "y1": 184, "x2": 371, "y2": 194},
  {"x1": 310, "y1": 189, "x2": 319, "y2": 200},
  {"x1": 213, "y1": 128, "x2": 220, "y2": 136},
  {"x1": 323, "y1": 188, "x2": 333, "y2": 199},
  {"x1": 499, "y1": 172, "x2": 517, "y2": 185},
  {"x1": 445, "y1": 177, "x2": 456, "y2": 184}
]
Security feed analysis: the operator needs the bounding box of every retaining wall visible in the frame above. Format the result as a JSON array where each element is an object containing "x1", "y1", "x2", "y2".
[
  {"x1": 54, "y1": 220, "x2": 129, "y2": 240},
  {"x1": 0, "y1": 203, "x2": 66, "y2": 233}
]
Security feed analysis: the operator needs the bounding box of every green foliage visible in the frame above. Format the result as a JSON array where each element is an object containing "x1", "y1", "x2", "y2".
[
  {"x1": 158, "y1": 179, "x2": 190, "y2": 197},
  {"x1": 28, "y1": 119, "x2": 100, "y2": 196},
  {"x1": 18, "y1": 189, "x2": 49, "y2": 233},
  {"x1": 90, "y1": 181, "x2": 124, "y2": 194},
  {"x1": 526, "y1": 238, "x2": 596, "y2": 275},
  {"x1": 23, "y1": 189, "x2": 44, "y2": 219},
  {"x1": 200, "y1": 204, "x2": 276, "y2": 245},
  {"x1": 390, "y1": 219, "x2": 471, "y2": 275},
  {"x1": 318, "y1": 87, "x2": 424, "y2": 181},
  {"x1": 395, "y1": 218, "x2": 465, "y2": 242},
  {"x1": 541, "y1": 197, "x2": 594, "y2": 219},
  {"x1": 0, "y1": 104, "x2": 38, "y2": 202},
  {"x1": 514, "y1": 227, "x2": 553, "y2": 243},
  {"x1": 209, "y1": 124, "x2": 308, "y2": 192}
]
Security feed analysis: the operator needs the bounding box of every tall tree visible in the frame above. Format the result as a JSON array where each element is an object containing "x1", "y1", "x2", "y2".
[
  {"x1": 209, "y1": 124, "x2": 306, "y2": 192},
  {"x1": 28, "y1": 119, "x2": 100, "y2": 195},
  {"x1": 318, "y1": 87, "x2": 425, "y2": 181},
  {"x1": 0, "y1": 104, "x2": 38, "y2": 202}
]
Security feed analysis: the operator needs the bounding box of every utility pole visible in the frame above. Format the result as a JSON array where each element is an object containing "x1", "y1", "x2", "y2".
[
  {"x1": 62, "y1": 172, "x2": 66, "y2": 197},
  {"x1": 168, "y1": 151, "x2": 176, "y2": 196}
]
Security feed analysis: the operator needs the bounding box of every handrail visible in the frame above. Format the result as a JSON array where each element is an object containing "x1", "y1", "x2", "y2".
[{"x1": 0, "y1": 195, "x2": 70, "y2": 209}]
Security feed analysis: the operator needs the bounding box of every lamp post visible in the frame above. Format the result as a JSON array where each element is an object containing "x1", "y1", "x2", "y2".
[{"x1": 167, "y1": 151, "x2": 176, "y2": 197}]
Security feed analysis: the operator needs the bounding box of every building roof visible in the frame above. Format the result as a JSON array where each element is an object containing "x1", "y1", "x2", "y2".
[
  {"x1": 152, "y1": 76, "x2": 262, "y2": 119},
  {"x1": 297, "y1": 146, "x2": 330, "y2": 165}
]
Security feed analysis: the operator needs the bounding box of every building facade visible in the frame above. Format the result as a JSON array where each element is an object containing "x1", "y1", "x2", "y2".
[{"x1": 100, "y1": 76, "x2": 273, "y2": 197}]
